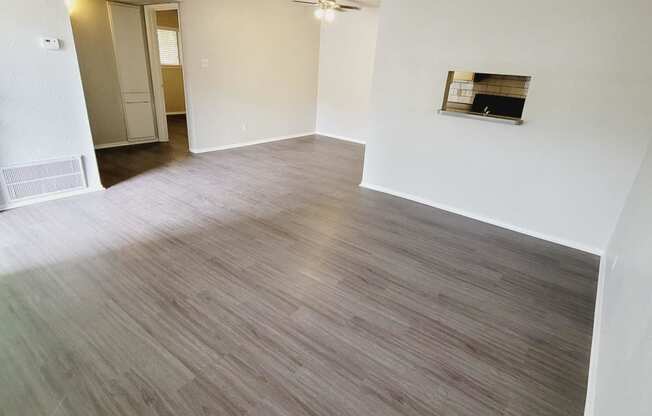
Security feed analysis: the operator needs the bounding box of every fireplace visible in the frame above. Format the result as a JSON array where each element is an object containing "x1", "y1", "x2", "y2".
[{"x1": 440, "y1": 71, "x2": 531, "y2": 124}]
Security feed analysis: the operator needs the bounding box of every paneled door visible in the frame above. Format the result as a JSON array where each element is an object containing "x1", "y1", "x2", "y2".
[{"x1": 108, "y1": 2, "x2": 157, "y2": 142}]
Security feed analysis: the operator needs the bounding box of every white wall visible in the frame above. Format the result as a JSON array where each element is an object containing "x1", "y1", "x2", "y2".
[
  {"x1": 362, "y1": 0, "x2": 652, "y2": 253},
  {"x1": 179, "y1": 0, "x2": 321, "y2": 152},
  {"x1": 316, "y1": 7, "x2": 379, "y2": 143},
  {"x1": 0, "y1": 0, "x2": 102, "y2": 195},
  {"x1": 586, "y1": 139, "x2": 652, "y2": 415}
]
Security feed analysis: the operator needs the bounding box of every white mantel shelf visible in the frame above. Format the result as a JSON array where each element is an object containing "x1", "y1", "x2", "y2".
[{"x1": 438, "y1": 109, "x2": 524, "y2": 125}]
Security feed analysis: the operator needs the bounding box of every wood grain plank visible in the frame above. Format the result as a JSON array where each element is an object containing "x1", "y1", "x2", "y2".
[{"x1": 0, "y1": 117, "x2": 599, "y2": 415}]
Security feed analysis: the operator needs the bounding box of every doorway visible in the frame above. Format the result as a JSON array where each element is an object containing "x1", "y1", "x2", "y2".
[
  {"x1": 69, "y1": 0, "x2": 192, "y2": 187},
  {"x1": 144, "y1": 3, "x2": 189, "y2": 151}
]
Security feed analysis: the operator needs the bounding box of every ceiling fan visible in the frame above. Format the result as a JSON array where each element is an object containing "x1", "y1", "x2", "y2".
[{"x1": 293, "y1": 0, "x2": 361, "y2": 22}]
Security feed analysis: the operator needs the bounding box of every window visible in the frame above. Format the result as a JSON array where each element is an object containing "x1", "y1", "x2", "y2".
[{"x1": 157, "y1": 28, "x2": 179, "y2": 66}]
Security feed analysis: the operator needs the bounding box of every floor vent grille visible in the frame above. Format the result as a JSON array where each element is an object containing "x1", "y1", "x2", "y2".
[{"x1": 1, "y1": 157, "x2": 87, "y2": 206}]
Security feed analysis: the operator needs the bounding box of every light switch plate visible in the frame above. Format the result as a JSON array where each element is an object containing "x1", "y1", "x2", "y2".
[{"x1": 41, "y1": 37, "x2": 61, "y2": 50}]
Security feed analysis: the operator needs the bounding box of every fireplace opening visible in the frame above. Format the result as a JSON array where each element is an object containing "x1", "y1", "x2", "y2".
[{"x1": 440, "y1": 71, "x2": 531, "y2": 123}]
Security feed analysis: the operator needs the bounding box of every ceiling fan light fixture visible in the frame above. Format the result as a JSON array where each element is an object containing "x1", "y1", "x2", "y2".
[
  {"x1": 295, "y1": 0, "x2": 361, "y2": 23},
  {"x1": 324, "y1": 8, "x2": 336, "y2": 22}
]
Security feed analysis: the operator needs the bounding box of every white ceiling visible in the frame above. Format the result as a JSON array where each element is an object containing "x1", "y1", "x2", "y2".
[
  {"x1": 116, "y1": 0, "x2": 380, "y2": 8},
  {"x1": 345, "y1": 0, "x2": 381, "y2": 6},
  {"x1": 116, "y1": 0, "x2": 177, "y2": 5},
  {"x1": 306, "y1": 0, "x2": 382, "y2": 7}
]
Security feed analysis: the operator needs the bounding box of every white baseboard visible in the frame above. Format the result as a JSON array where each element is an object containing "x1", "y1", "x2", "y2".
[
  {"x1": 583, "y1": 256, "x2": 608, "y2": 416},
  {"x1": 166, "y1": 111, "x2": 186, "y2": 115},
  {"x1": 316, "y1": 132, "x2": 366, "y2": 145},
  {"x1": 0, "y1": 186, "x2": 104, "y2": 211},
  {"x1": 94, "y1": 138, "x2": 159, "y2": 150},
  {"x1": 189, "y1": 132, "x2": 315, "y2": 154},
  {"x1": 359, "y1": 182, "x2": 604, "y2": 256}
]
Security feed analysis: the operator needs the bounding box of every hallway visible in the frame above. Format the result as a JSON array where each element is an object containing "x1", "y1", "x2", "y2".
[{"x1": 96, "y1": 115, "x2": 189, "y2": 187}]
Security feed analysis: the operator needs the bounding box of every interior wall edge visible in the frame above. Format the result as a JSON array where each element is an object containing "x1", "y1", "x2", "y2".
[
  {"x1": 585, "y1": 138, "x2": 652, "y2": 415},
  {"x1": 597, "y1": 138, "x2": 652, "y2": 263},
  {"x1": 583, "y1": 255, "x2": 608, "y2": 416}
]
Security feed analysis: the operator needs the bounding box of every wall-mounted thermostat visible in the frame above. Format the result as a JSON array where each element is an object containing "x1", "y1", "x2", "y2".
[{"x1": 41, "y1": 38, "x2": 61, "y2": 50}]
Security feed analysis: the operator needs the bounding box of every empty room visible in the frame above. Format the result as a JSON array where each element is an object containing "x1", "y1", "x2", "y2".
[{"x1": 0, "y1": 0, "x2": 650, "y2": 415}]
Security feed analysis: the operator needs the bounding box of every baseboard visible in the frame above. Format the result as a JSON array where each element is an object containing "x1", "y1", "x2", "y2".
[
  {"x1": 94, "y1": 138, "x2": 159, "y2": 150},
  {"x1": 316, "y1": 132, "x2": 367, "y2": 145},
  {"x1": 189, "y1": 132, "x2": 315, "y2": 154},
  {"x1": 166, "y1": 111, "x2": 186, "y2": 115},
  {"x1": 359, "y1": 182, "x2": 604, "y2": 256},
  {"x1": 0, "y1": 186, "x2": 104, "y2": 211},
  {"x1": 583, "y1": 256, "x2": 608, "y2": 416}
]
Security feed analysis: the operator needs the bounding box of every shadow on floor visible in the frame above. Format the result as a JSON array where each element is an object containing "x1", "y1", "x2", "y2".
[
  {"x1": 1, "y1": 133, "x2": 598, "y2": 415},
  {"x1": 95, "y1": 115, "x2": 190, "y2": 187}
]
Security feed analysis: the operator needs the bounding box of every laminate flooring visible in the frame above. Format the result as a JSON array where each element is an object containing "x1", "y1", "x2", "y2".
[
  {"x1": 96, "y1": 115, "x2": 190, "y2": 187},
  {"x1": 0, "y1": 121, "x2": 599, "y2": 415}
]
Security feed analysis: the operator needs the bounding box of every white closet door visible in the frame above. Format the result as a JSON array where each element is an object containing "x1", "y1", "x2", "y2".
[{"x1": 108, "y1": 2, "x2": 156, "y2": 142}]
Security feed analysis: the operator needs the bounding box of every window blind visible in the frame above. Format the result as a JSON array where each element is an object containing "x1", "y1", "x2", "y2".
[{"x1": 157, "y1": 29, "x2": 179, "y2": 66}]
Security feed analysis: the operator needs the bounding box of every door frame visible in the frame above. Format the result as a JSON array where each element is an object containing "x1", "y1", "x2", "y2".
[{"x1": 144, "y1": 2, "x2": 191, "y2": 144}]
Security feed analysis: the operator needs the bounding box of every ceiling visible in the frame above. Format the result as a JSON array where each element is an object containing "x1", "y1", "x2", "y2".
[
  {"x1": 116, "y1": 0, "x2": 380, "y2": 7},
  {"x1": 116, "y1": 0, "x2": 178, "y2": 5},
  {"x1": 346, "y1": 0, "x2": 381, "y2": 6},
  {"x1": 299, "y1": 0, "x2": 382, "y2": 7}
]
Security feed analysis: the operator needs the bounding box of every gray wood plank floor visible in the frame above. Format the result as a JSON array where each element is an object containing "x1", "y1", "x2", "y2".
[{"x1": 0, "y1": 121, "x2": 598, "y2": 416}]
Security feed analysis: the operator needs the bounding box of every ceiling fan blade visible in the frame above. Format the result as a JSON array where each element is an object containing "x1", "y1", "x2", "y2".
[
  {"x1": 336, "y1": 5, "x2": 362, "y2": 10},
  {"x1": 342, "y1": 0, "x2": 379, "y2": 6},
  {"x1": 292, "y1": 1, "x2": 319, "y2": 4}
]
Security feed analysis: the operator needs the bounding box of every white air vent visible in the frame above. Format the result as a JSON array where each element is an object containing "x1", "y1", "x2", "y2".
[{"x1": 0, "y1": 157, "x2": 87, "y2": 208}]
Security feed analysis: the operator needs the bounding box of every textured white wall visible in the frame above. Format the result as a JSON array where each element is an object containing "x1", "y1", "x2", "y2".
[
  {"x1": 362, "y1": 0, "x2": 652, "y2": 253},
  {"x1": 316, "y1": 7, "x2": 379, "y2": 143},
  {"x1": 586, "y1": 139, "x2": 652, "y2": 415},
  {"x1": 179, "y1": 0, "x2": 321, "y2": 152},
  {"x1": 0, "y1": 0, "x2": 102, "y2": 191}
]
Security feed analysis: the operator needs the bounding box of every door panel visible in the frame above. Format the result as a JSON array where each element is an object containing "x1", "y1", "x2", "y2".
[
  {"x1": 124, "y1": 102, "x2": 156, "y2": 140},
  {"x1": 108, "y1": 2, "x2": 157, "y2": 142},
  {"x1": 124, "y1": 92, "x2": 152, "y2": 103}
]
